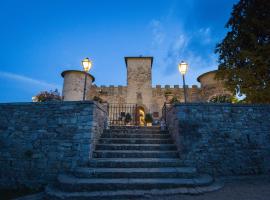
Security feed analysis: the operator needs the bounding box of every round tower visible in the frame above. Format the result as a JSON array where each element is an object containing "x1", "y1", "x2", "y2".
[
  {"x1": 61, "y1": 70, "x2": 95, "y2": 101},
  {"x1": 197, "y1": 70, "x2": 231, "y2": 101}
]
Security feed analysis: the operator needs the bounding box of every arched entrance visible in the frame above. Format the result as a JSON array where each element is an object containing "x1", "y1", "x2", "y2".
[{"x1": 137, "y1": 106, "x2": 145, "y2": 126}]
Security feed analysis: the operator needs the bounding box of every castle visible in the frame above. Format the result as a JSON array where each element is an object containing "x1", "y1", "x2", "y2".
[{"x1": 61, "y1": 56, "x2": 231, "y2": 123}]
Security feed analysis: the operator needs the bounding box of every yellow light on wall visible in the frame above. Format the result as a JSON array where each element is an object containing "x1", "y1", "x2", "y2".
[
  {"x1": 81, "y1": 58, "x2": 92, "y2": 72},
  {"x1": 178, "y1": 61, "x2": 188, "y2": 75}
]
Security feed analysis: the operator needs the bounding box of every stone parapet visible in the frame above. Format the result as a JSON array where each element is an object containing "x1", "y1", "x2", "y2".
[
  {"x1": 166, "y1": 103, "x2": 270, "y2": 176},
  {"x1": 0, "y1": 101, "x2": 107, "y2": 189}
]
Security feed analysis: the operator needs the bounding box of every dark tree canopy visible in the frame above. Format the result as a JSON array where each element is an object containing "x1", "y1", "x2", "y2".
[{"x1": 215, "y1": 0, "x2": 270, "y2": 103}]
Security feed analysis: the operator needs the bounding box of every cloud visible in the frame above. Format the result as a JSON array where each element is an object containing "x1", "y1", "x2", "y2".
[
  {"x1": 0, "y1": 71, "x2": 61, "y2": 90},
  {"x1": 149, "y1": 19, "x2": 218, "y2": 86},
  {"x1": 150, "y1": 19, "x2": 165, "y2": 45},
  {"x1": 198, "y1": 27, "x2": 212, "y2": 44}
]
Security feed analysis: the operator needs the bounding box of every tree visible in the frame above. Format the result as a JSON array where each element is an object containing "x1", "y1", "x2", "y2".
[
  {"x1": 33, "y1": 89, "x2": 62, "y2": 102},
  {"x1": 215, "y1": 0, "x2": 270, "y2": 103}
]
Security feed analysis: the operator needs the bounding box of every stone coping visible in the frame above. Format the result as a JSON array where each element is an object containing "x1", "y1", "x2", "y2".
[
  {"x1": 124, "y1": 56, "x2": 153, "y2": 68},
  {"x1": 61, "y1": 70, "x2": 95, "y2": 82},
  {"x1": 197, "y1": 70, "x2": 218, "y2": 82},
  {"x1": 0, "y1": 101, "x2": 108, "y2": 113},
  {"x1": 173, "y1": 102, "x2": 270, "y2": 107}
]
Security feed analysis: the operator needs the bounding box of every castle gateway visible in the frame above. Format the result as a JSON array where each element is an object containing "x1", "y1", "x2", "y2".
[{"x1": 61, "y1": 56, "x2": 231, "y2": 124}]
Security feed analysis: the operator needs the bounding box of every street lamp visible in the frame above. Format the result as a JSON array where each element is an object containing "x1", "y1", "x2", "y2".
[
  {"x1": 178, "y1": 61, "x2": 188, "y2": 103},
  {"x1": 81, "y1": 58, "x2": 92, "y2": 101}
]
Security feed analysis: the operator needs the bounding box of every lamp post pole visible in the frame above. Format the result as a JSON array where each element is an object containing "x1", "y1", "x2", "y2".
[
  {"x1": 182, "y1": 74, "x2": 187, "y2": 103},
  {"x1": 83, "y1": 72, "x2": 87, "y2": 101},
  {"x1": 81, "y1": 57, "x2": 92, "y2": 101}
]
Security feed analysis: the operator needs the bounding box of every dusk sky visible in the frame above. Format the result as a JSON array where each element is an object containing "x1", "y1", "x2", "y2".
[{"x1": 0, "y1": 0, "x2": 238, "y2": 102}]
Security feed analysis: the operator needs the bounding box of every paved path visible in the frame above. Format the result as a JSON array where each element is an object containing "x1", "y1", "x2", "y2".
[{"x1": 138, "y1": 175, "x2": 270, "y2": 200}]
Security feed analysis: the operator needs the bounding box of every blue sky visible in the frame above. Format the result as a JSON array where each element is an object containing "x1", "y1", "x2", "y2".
[{"x1": 0, "y1": 0, "x2": 238, "y2": 102}]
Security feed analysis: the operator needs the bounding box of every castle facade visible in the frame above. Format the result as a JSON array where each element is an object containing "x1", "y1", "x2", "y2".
[{"x1": 61, "y1": 56, "x2": 231, "y2": 121}]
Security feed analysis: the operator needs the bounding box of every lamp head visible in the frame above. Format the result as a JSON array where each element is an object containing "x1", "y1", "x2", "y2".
[
  {"x1": 178, "y1": 61, "x2": 188, "y2": 75},
  {"x1": 82, "y1": 58, "x2": 92, "y2": 72}
]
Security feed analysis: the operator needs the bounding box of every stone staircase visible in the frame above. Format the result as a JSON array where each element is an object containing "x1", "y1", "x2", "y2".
[{"x1": 45, "y1": 126, "x2": 223, "y2": 199}]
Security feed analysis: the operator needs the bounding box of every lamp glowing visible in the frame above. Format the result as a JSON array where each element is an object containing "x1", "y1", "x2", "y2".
[
  {"x1": 82, "y1": 58, "x2": 92, "y2": 72},
  {"x1": 178, "y1": 61, "x2": 188, "y2": 103},
  {"x1": 178, "y1": 61, "x2": 188, "y2": 75}
]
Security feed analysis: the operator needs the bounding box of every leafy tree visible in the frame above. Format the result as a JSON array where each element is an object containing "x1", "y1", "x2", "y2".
[
  {"x1": 215, "y1": 0, "x2": 270, "y2": 103},
  {"x1": 33, "y1": 89, "x2": 62, "y2": 102}
]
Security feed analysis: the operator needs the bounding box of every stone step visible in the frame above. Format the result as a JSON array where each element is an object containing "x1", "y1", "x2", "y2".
[
  {"x1": 104, "y1": 129, "x2": 168, "y2": 134},
  {"x1": 56, "y1": 174, "x2": 214, "y2": 192},
  {"x1": 96, "y1": 144, "x2": 177, "y2": 151},
  {"x1": 46, "y1": 181, "x2": 223, "y2": 200},
  {"x1": 99, "y1": 138, "x2": 173, "y2": 144},
  {"x1": 101, "y1": 133, "x2": 170, "y2": 139},
  {"x1": 109, "y1": 126, "x2": 161, "y2": 130},
  {"x1": 88, "y1": 158, "x2": 185, "y2": 168},
  {"x1": 74, "y1": 167, "x2": 197, "y2": 178},
  {"x1": 45, "y1": 181, "x2": 224, "y2": 200},
  {"x1": 93, "y1": 150, "x2": 179, "y2": 158}
]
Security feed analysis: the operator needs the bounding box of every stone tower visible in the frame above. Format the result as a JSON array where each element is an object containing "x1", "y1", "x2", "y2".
[
  {"x1": 61, "y1": 70, "x2": 95, "y2": 101},
  {"x1": 125, "y1": 57, "x2": 153, "y2": 112}
]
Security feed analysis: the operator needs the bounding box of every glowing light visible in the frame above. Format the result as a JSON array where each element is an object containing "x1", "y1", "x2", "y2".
[
  {"x1": 178, "y1": 61, "x2": 188, "y2": 75},
  {"x1": 81, "y1": 58, "x2": 92, "y2": 72}
]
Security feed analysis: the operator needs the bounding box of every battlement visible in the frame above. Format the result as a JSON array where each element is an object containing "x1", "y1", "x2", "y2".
[
  {"x1": 94, "y1": 84, "x2": 200, "y2": 90},
  {"x1": 153, "y1": 85, "x2": 200, "y2": 89},
  {"x1": 93, "y1": 85, "x2": 127, "y2": 96}
]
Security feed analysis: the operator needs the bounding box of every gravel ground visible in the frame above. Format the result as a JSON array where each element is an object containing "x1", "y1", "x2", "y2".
[{"x1": 138, "y1": 175, "x2": 270, "y2": 200}]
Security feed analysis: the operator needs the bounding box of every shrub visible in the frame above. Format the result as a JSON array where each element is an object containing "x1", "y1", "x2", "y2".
[
  {"x1": 125, "y1": 113, "x2": 132, "y2": 124},
  {"x1": 33, "y1": 89, "x2": 62, "y2": 102},
  {"x1": 170, "y1": 96, "x2": 179, "y2": 104},
  {"x1": 145, "y1": 113, "x2": 153, "y2": 123}
]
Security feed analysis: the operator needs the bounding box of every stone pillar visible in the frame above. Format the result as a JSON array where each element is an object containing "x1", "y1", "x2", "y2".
[{"x1": 61, "y1": 70, "x2": 95, "y2": 101}]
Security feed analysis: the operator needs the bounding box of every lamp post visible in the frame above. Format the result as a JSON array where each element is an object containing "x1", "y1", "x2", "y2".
[
  {"x1": 81, "y1": 58, "x2": 92, "y2": 101},
  {"x1": 178, "y1": 61, "x2": 188, "y2": 103}
]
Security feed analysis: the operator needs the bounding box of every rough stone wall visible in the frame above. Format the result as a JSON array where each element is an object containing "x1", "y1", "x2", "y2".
[
  {"x1": 88, "y1": 85, "x2": 127, "y2": 104},
  {"x1": 152, "y1": 85, "x2": 201, "y2": 117},
  {"x1": 0, "y1": 101, "x2": 107, "y2": 189},
  {"x1": 166, "y1": 103, "x2": 270, "y2": 176}
]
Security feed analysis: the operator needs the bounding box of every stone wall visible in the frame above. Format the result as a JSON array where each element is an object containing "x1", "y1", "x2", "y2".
[
  {"x1": 166, "y1": 103, "x2": 270, "y2": 176},
  {"x1": 89, "y1": 84, "x2": 201, "y2": 117},
  {"x1": 0, "y1": 101, "x2": 107, "y2": 189},
  {"x1": 88, "y1": 85, "x2": 127, "y2": 104}
]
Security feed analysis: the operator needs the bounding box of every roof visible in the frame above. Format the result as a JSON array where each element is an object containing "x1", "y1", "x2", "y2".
[
  {"x1": 124, "y1": 56, "x2": 153, "y2": 68},
  {"x1": 61, "y1": 70, "x2": 95, "y2": 82},
  {"x1": 197, "y1": 70, "x2": 218, "y2": 83}
]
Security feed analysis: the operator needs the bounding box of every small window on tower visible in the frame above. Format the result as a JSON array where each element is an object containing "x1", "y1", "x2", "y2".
[
  {"x1": 137, "y1": 92, "x2": 142, "y2": 100},
  {"x1": 153, "y1": 112, "x2": 159, "y2": 118}
]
